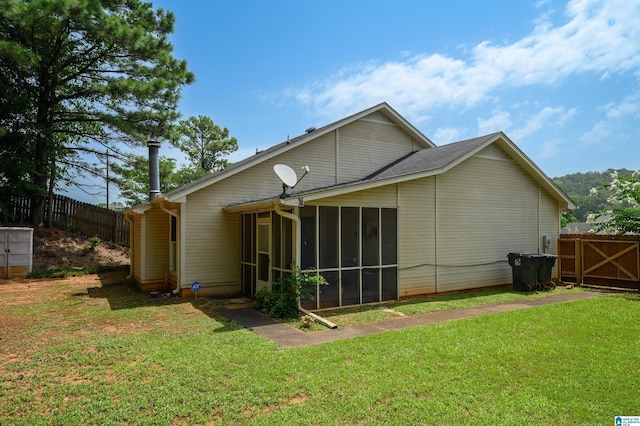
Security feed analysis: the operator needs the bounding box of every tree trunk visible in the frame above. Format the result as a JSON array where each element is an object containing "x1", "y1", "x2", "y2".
[
  {"x1": 46, "y1": 165, "x2": 56, "y2": 228},
  {"x1": 31, "y1": 65, "x2": 53, "y2": 227}
]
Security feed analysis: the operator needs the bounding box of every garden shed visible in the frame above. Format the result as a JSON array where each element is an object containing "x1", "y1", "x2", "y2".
[
  {"x1": 125, "y1": 102, "x2": 575, "y2": 308},
  {"x1": 0, "y1": 227, "x2": 33, "y2": 278}
]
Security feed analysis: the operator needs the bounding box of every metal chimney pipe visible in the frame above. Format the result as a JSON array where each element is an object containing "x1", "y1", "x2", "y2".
[{"x1": 148, "y1": 141, "x2": 161, "y2": 202}]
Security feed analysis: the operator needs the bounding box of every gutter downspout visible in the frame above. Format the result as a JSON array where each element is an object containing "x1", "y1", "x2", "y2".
[
  {"x1": 273, "y1": 202, "x2": 337, "y2": 329},
  {"x1": 160, "y1": 199, "x2": 181, "y2": 295}
]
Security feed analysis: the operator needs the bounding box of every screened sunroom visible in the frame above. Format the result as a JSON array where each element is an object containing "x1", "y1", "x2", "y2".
[{"x1": 239, "y1": 204, "x2": 398, "y2": 309}]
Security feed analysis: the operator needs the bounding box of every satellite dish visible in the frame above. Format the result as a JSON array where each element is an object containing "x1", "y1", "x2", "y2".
[
  {"x1": 273, "y1": 164, "x2": 309, "y2": 198},
  {"x1": 274, "y1": 164, "x2": 298, "y2": 187}
]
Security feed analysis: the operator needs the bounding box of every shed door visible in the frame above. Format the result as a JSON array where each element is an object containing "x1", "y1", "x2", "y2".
[
  {"x1": 0, "y1": 230, "x2": 7, "y2": 278},
  {"x1": 256, "y1": 220, "x2": 271, "y2": 292}
]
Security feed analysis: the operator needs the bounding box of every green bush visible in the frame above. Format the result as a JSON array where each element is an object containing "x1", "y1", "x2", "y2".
[
  {"x1": 82, "y1": 236, "x2": 101, "y2": 254},
  {"x1": 254, "y1": 282, "x2": 298, "y2": 319},
  {"x1": 254, "y1": 270, "x2": 328, "y2": 319}
]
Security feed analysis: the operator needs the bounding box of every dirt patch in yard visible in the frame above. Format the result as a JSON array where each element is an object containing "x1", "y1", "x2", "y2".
[
  {"x1": 31, "y1": 226, "x2": 129, "y2": 271},
  {"x1": 1, "y1": 224, "x2": 131, "y2": 355}
]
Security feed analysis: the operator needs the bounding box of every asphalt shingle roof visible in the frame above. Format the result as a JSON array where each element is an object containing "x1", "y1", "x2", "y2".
[{"x1": 366, "y1": 132, "x2": 500, "y2": 182}]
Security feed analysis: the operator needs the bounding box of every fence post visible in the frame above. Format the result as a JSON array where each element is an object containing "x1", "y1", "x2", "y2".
[
  {"x1": 7, "y1": 194, "x2": 129, "y2": 246},
  {"x1": 576, "y1": 238, "x2": 583, "y2": 286}
]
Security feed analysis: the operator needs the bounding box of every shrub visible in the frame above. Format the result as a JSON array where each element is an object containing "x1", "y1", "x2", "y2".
[
  {"x1": 254, "y1": 270, "x2": 328, "y2": 320},
  {"x1": 82, "y1": 236, "x2": 101, "y2": 254},
  {"x1": 589, "y1": 171, "x2": 640, "y2": 234}
]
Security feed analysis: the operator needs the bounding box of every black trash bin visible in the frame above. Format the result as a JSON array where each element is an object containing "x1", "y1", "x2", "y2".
[
  {"x1": 538, "y1": 254, "x2": 558, "y2": 290},
  {"x1": 508, "y1": 253, "x2": 543, "y2": 292}
]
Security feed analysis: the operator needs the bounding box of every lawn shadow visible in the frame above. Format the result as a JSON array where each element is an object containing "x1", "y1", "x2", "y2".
[
  {"x1": 315, "y1": 286, "x2": 520, "y2": 315},
  {"x1": 389, "y1": 286, "x2": 525, "y2": 307},
  {"x1": 82, "y1": 269, "x2": 243, "y2": 333}
]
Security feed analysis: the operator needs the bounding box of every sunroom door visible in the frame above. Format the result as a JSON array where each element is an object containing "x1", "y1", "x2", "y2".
[{"x1": 256, "y1": 219, "x2": 271, "y2": 292}]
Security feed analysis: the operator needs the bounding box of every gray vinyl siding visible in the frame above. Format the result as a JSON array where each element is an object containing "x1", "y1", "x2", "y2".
[
  {"x1": 361, "y1": 110, "x2": 395, "y2": 125},
  {"x1": 182, "y1": 184, "x2": 241, "y2": 292},
  {"x1": 309, "y1": 185, "x2": 398, "y2": 207},
  {"x1": 398, "y1": 177, "x2": 437, "y2": 296},
  {"x1": 338, "y1": 119, "x2": 415, "y2": 183},
  {"x1": 181, "y1": 133, "x2": 336, "y2": 292},
  {"x1": 132, "y1": 215, "x2": 142, "y2": 283},
  {"x1": 143, "y1": 208, "x2": 169, "y2": 284},
  {"x1": 154, "y1": 114, "x2": 565, "y2": 298},
  {"x1": 180, "y1": 117, "x2": 420, "y2": 293},
  {"x1": 435, "y1": 154, "x2": 542, "y2": 292},
  {"x1": 539, "y1": 188, "x2": 561, "y2": 278}
]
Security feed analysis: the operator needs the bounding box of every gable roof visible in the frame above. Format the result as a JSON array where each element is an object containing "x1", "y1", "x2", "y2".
[
  {"x1": 366, "y1": 133, "x2": 497, "y2": 182},
  {"x1": 226, "y1": 131, "x2": 576, "y2": 211},
  {"x1": 162, "y1": 102, "x2": 434, "y2": 203}
]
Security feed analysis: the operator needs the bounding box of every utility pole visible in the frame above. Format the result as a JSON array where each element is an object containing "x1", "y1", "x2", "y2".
[{"x1": 105, "y1": 149, "x2": 110, "y2": 210}]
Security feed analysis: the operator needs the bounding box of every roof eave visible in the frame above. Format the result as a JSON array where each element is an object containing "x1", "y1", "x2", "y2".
[
  {"x1": 164, "y1": 103, "x2": 434, "y2": 201},
  {"x1": 493, "y1": 134, "x2": 577, "y2": 210}
]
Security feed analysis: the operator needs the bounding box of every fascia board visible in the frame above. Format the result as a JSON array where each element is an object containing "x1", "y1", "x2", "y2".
[
  {"x1": 378, "y1": 105, "x2": 436, "y2": 148},
  {"x1": 131, "y1": 204, "x2": 153, "y2": 214},
  {"x1": 281, "y1": 169, "x2": 445, "y2": 205},
  {"x1": 223, "y1": 199, "x2": 280, "y2": 213}
]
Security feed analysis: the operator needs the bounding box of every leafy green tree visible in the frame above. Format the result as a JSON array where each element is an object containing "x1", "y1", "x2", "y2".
[
  {"x1": 588, "y1": 171, "x2": 640, "y2": 235},
  {"x1": 111, "y1": 154, "x2": 184, "y2": 208},
  {"x1": 96, "y1": 201, "x2": 126, "y2": 211},
  {"x1": 560, "y1": 211, "x2": 578, "y2": 229},
  {"x1": 553, "y1": 169, "x2": 635, "y2": 222},
  {"x1": 173, "y1": 115, "x2": 238, "y2": 173},
  {"x1": 0, "y1": 0, "x2": 194, "y2": 225}
]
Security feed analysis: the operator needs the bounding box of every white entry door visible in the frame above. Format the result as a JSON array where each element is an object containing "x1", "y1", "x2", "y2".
[{"x1": 256, "y1": 220, "x2": 271, "y2": 292}]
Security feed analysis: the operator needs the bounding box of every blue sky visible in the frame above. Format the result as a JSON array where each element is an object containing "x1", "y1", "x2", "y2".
[{"x1": 78, "y1": 0, "x2": 640, "y2": 204}]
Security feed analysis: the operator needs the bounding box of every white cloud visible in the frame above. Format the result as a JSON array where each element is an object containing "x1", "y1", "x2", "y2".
[
  {"x1": 538, "y1": 138, "x2": 563, "y2": 159},
  {"x1": 294, "y1": 0, "x2": 640, "y2": 122},
  {"x1": 478, "y1": 111, "x2": 512, "y2": 135},
  {"x1": 580, "y1": 120, "x2": 609, "y2": 144},
  {"x1": 581, "y1": 91, "x2": 640, "y2": 143},
  {"x1": 433, "y1": 127, "x2": 466, "y2": 144},
  {"x1": 475, "y1": 0, "x2": 640, "y2": 86},
  {"x1": 605, "y1": 92, "x2": 640, "y2": 119},
  {"x1": 511, "y1": 106, "x2": 577, "y2": 140}
]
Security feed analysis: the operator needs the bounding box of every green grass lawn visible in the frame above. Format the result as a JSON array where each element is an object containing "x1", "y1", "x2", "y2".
[
  {"x1": 1, "y1": 274, "x2": 639, "y2": 425},
  {"x1": 292, "y1": 286, "x2": 584, "y2": 330}
]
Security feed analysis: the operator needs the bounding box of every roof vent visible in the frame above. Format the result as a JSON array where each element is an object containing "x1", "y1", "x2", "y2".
[{"x1": 305, "y1": 126, "x2": 316, "y2": 134}]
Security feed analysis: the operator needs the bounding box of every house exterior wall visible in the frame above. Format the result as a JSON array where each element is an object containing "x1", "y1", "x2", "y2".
[
  {"x1": 181, "y1": 115, "x2": 420, "y2": 294},
  {"x1": 183, "y1": 186, "x2": 241, "y2": 294},
  {"x1": 434, "y1": 152, "x2": 553, "y2": 292},
  {"x1": 539, "y1": 187, "x2": 561, "y2": 276},
  {"x1": 132, "y1": 215, "x2": 142, "y2": 283},
  {"x1": 141, "y1": 208, "x2": 170, "y2": 290},
  {"x1": 393, "y1": 146, "x2": 563, "y2": 297},
  {"x1": 337, "y1": 116, "x2": 415, "y2": 183},
  {"x1": 309, "y1": 185, "x2": 398, "y2": 207},
  {"x1": 397, "y1": 177, "x2": 437, "y2": 297}
]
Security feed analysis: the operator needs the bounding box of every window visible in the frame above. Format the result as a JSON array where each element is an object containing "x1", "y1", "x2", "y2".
[
  {"x1": 300, "y1": 206, "x2": 398, "y2": 308},
  {"x1": 341, "y1": 207, "x2": 359, "y2": 267},
  {"x1": 319, "y1": 207, "x2": 338, "y2": 269},
  {"x1": 362, "y1": 208, "x2": 379, "y2": 266},
  {"x1": 300, "y1": 206, "x2": 316, "y2": 270}
]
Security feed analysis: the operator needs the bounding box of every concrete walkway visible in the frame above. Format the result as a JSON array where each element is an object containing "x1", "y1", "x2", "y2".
[{"x1": 215, "y1": 291, "x2": 602, "y2": 348}]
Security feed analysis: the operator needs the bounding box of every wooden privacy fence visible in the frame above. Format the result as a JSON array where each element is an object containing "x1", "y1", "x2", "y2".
[
  {"x1": 558, "y1": 234, "x2": 639, "y2": 289},
  {"x1": 7, "y1": 194, "x2": 130, "y2": 247}
]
